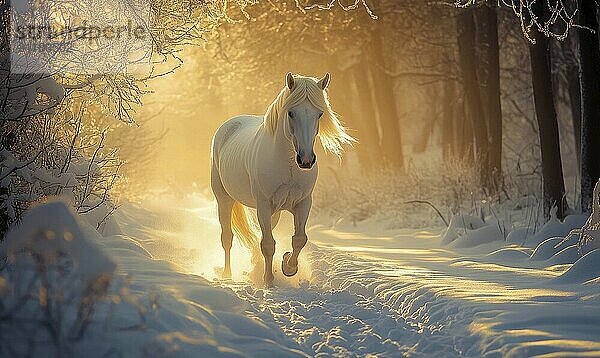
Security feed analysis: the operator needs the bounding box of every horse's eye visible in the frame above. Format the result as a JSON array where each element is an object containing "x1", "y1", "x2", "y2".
[
  {"x1": 318, "y1": 112, "x2": 323, "y2": 118},
  {"x1": 288, "y1": 111, "x2": 294, "y2": 118}
]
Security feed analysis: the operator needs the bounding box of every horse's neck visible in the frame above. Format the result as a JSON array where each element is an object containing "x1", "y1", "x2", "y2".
[{"x1": 269, "y1": 120, "x2": 294, "y2": 159}]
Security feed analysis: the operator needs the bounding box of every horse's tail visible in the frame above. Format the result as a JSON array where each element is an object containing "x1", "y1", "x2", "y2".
[{"x1": 231, "y1": 201, "x2": 261, "y2": 257}]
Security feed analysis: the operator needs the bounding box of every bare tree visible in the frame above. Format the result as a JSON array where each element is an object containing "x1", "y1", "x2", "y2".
[
  {"x1": 478, "y1": 4, "x2": 503, "y2": 192},
  {"x1": 528, "y1": 0, "x2": 568, "y2": 219},
  {"x1": 563, "y1": 34, "x2": 582, "y2": 168},
  {"x1": 457, "y1": 9, "x2": 490, "y2": 188},
  {"x1": 578, "y1": 0, "x2": 600, "y2": 213},
  {"x1": 369, "y1": 30, "x2": 405, "y2": 169}
]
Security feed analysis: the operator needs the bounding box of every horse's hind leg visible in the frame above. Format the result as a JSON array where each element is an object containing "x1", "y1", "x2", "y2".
[
  {"x1": 211, "y1": 165, "x2": 234, "y2": 278},
  {"x1": 282, "y1": 197, "x2": 311, "y2": 277},
  {"x1": 218, "y1": 198, "x2": 234, "y2": 278}
]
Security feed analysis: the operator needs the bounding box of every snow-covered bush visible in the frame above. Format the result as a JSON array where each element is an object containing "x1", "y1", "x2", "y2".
[
  {"x1": 0, "y1": 106, "x2": 122, "y2": 233},
  {"x1": 0, "y1": 0, "x2": 283, "y2": 236},
  {"x1": 312, "y1": 155, "x2": 544, "y2": 230},
  {"x1": 560, "y1": 179, "x2": 600, "y2": 250},
  {"x1": 0, "y1": 202, "x2": 118, "y2": 356}
]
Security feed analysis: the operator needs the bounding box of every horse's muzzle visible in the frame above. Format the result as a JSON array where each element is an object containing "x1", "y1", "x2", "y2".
[{"x1": 296, "y1": 152, "x2": 316, "y2": 169}]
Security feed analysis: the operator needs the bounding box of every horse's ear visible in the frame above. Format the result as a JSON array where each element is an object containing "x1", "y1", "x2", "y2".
[
  {"x1": 286, "y1": 72, "x2": 295, "y2": 90},
  {"x1": 318, "y1": 73, "x2": 330, "y2": 90}
]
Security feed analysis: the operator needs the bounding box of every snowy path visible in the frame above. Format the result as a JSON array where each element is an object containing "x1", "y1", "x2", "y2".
[
  {"x1": 114, "y1": 195, "x2": 600, "y2": 357},
  {"x1": 224, "y1": 226, "x2": 600, "y2": 357},
  {"x1": 225, "y1": 247, "x2": 433, "y2": 357}
]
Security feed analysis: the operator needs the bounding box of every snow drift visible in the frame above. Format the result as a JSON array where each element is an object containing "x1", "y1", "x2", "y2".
[{"x1": 0, "y1": 201, "x2": 303, "y2": 357}]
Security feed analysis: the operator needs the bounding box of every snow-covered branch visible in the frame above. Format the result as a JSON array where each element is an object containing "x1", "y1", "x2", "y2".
[{"x1": 454, "y1": 0, "x2": 579, "y2": 42}]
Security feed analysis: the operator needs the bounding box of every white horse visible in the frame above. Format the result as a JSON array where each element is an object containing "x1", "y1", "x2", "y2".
[{"x1": 210, "y1": 72, "x2": 353, "y2": 287}]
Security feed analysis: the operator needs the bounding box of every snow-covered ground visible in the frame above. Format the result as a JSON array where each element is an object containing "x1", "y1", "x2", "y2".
[
  {"x1": 114, "y1": 194, "x2": 600, "y2": 357},
  {"x1": 0, "y1": 200, "x2": 302, "y2": 357},
  {"x1": 4, "y1": 193, "x2": 600, "y2": 356}
]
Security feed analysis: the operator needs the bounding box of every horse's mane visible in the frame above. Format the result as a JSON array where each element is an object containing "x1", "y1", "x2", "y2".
[{"x1": 263, "y1": 74, "x2": 354, "y2": 156}]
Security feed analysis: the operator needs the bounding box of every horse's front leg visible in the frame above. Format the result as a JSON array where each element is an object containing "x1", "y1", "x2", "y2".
[
  {"x1": 282, "y1": 196, "x2": 311, "y2": 277},
  {"x1": 256, "y1": 200, "x2": 275, "y2": 287}
]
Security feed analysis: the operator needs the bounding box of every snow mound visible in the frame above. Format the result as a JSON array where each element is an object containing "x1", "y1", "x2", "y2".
[
  {"x1": 486, "y1": 247, "x2": 531, "y2": 261},
  {"x1": 505, "y1": 227, "x2": 532, "y2": 245},
  {"x1": 1, "y1": 200, "x2": 116, "y2": 281},
  {"x1": 552, "y1": 249, "x2": 600, "y2": 284},
  {"x1": 0, "y1": 201, "x2": 303, "y2": 357},
  {"x1": 448, "y1": 222, "x2": 504, "y2": 249},
  {"x1": 546, "y1": 245, "x2": 581, "y2": 265},
  {"x1": 563, "y1": 214, "x2": 590, "y2": 228},
  {"x1": 441, "y1": 215, "x2": 486, "y2": 245},
  {"x1": 530, "y1": 237, "x2": 568, "y2": 261},
  {"x1": 521, "y1": 215, "x2": 588, "y2": 248}
]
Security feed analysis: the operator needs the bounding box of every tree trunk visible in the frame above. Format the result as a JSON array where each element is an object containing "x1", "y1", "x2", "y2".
[
  {"x1": 369, "y1": 29, "x2": 404, "y2": 170},
  {"x1": 457, "y1": 97, "x2": 473, "y2": 161},
  {"x1": 348, "y1": 62, "x2": 382, "y2": 172},
  {"x1": 480, "y1": 6, "x2": 503, "y2": 192},
  {"x1": 441, "y1": 56, "x2": 456, "y2": 159},
  {"x1": 1, "y1": 1, "x2": 12, "y2": 235},
  {"x1": 455, "y1": 97, "x2": 474, "y2": 162},
  {"x1": 528, "y1": 0, "x2": 569, "y2": 219},
  {"x1": 568, "y1": 74, "x2": 582, "y2": 166},
  {"x1": 578, "y1": 0, "x2": 600, "y2": 213},
  {"x1": 560, "y1": 35, "x2": 582, "y2": 169},
  {"x1": 456, "y1": 10, "x2": 489, "y2": 186}
]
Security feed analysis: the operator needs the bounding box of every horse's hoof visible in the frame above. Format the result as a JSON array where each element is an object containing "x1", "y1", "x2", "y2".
[
  {"x1": 215, "y1": 267, "x2": 232, "y2": 280},
  {"x1": 281, "y1": 252, "x2": 298, "y2": 277},
  {"x1": 263, "y1": 276, "x2": 274, "y2": 288}
]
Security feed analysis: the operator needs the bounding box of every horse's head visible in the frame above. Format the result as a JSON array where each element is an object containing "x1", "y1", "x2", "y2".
[
  {"x1": 264, "y1": 72, "x2": 353, "y2": 166},
  {"x1": 284, "y1": 72, "x2": 330, "y2": 170}
]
